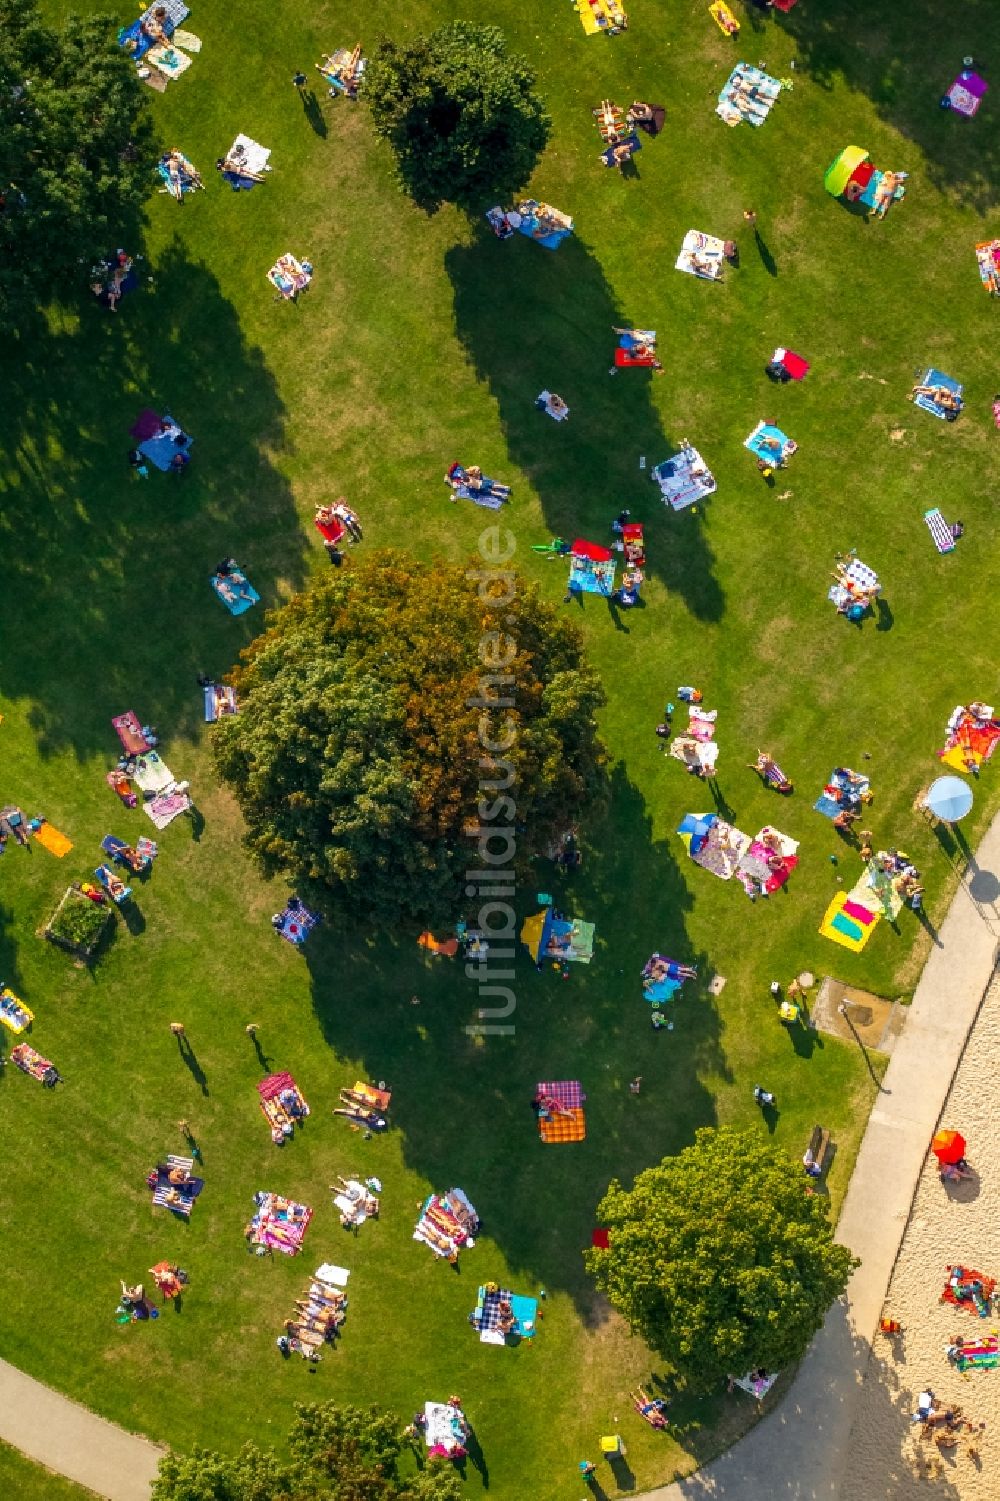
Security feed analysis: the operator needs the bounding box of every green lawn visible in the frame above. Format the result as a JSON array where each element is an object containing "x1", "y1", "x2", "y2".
[
  {"x1": 2, "y1": 1, "x2": 999, "y2": 1498},
  {"x1": 0, "y1": 1443, "x2": 93, "y2": 1501}
]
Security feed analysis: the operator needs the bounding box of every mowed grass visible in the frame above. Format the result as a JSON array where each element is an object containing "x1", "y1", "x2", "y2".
[
  {"x1": 1, "y1": 1, "x2": 998, "y2": 1498},
  {"x1": 0, "y1": 1443, "x2": 92, "y2": 1501}
]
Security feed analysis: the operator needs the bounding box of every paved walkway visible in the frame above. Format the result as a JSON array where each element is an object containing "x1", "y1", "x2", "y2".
[
  {"x1": 642, "y1": 809, "x2": 1000, "y2": 1501},
  {"x1": 0, "y1": 1359, "x2": 164, "y2": 1501}
]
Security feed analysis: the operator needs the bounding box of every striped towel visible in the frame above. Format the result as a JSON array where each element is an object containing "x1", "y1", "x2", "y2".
[{"x1": 924, "y1": 508, "x2": 955, "y2": 554}]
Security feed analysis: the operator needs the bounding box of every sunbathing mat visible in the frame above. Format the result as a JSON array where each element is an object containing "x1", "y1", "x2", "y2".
[
  {"x1": 539, "y1": 1107, "x2": 586, "y2": 1144},
  {"x1": 172, "y1": 28, "x2": 201, "y2": 50},
  {"x1": 33, "y1": 824, "x2": 73, "y2": 857},
  {"x1": 819, "y1": 892, "x2": 880, "y2": 952}
]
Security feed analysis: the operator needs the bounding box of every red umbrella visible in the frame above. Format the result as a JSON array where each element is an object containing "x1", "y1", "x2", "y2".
[{"x1": 932, "y1": 1130, "x2": 966, "y2": 1164}]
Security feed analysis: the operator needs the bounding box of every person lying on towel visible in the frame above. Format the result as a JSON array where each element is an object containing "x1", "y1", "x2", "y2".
[
  {"x1": 141, "y1": 5, "x2": 171, "y2": 45},
  {"x1": 215, "y1": 155, "x2": 267, "y2": 185},
  {"x1": 911, "y1": 381, "x2": 961, "y2": 413}
]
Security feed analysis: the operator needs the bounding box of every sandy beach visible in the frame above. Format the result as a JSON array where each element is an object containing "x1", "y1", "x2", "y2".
[{"x1": 841, "y1": 969, "x2": 1000, "y2": 1500}]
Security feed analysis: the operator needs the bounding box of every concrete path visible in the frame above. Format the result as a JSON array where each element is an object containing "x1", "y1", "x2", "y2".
[
  {"x1": 0, "y1": 1359, "x2": 164, "y2": 1500},
  {"x1": 643, "y1": 810, "x2": 1000, "y2": 1501}
]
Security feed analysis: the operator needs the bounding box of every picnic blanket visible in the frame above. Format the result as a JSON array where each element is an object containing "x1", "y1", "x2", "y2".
[
  {"x1": 913, "y1": 368, "x2": 963, "y2": 421},
  {"x1": 414, "y1": 1191, "x2": 478, "y2": 1259},
  {"x1": 212, "y1": 567, "x2": 259, "y2": 615},
  {"x1": 274, "y1": 896, "x2": 320, "y2": 945},
  {"x1": 470, "y1": 1286, "x2": 538, "y2": 1343},
  {"x1": 675, "y1": 230, "x2": 727, "y2": 281},
  {"x1": 0, "y1": 986, "x2": 33, "y2": 1034},
  {"x1": 737, "y1": 827, "x2": 799, "y2": 897},
  {"x1": 653, "y1": 443, "x2": 716, "y2": 511},
  {"x1": 819, "y1": 890, "x2": 881, "y2": 952},
  {"x1": 119, "y1": 0, "x2": 187, "y2": 59},
  {"x1": 814, "y1": 767, "x2": 869, "y2": 819},
  {"x1": 424, "y1": 1402, "x2": 468, "y2": 1455},
  {"x1": 690, "y1": 819, "x2": 751, "y2": 880},
  {"x1": 248, "y1": 1192, "x2": 313, "y2": 1255},
  {"x1": 641, "y1": 955, "x2": 694, "y2": 1003},
  {"x1": 258, "y1": 1072, "x2": 310, "y2": 1144},
  {"x1": 144, "y1": 790, "x2": 191, "y2": 829},
  {"x1": 938, "y1": 706, "x2": 1000, "y2": 773},
  {"x1": 132, "y1": 753, "x2": 175, "y2": 794},
  {"x1": 137, "y1": 415, "x2": 192, "y2": 471},
  {"x1": 717, "y1": 65, "x2": 782, "y2": 127},
  {"x1": 228, "y1": 134, "x2": 270, "y2": 177},
  {"x1": 268, "y1": 254, "x2": 311, "y2": 300},
  {"x1": 924, "y1": 508, "x2": 956, "y2": 554},
  {"x1": 146, "y1": 43, "x2": 193, "y2": 80},
  {"x1": 600, "y1": 132, "x2": 641, "y2": 167},
  {"x1": 33, "y1": 822, "x2": 72, "y2": 857},
  {"x1": 745, "y1": 420, "x2": 796, "y2": 465},
  {"x1": 577, "y1": 0, "x2": 627, "y2": 36},
  {"x1": 946, "y1": 70, "x2": 988, "y2": 117},
  {"x1": 941, "y1": 1266, "x2": 996, "y2": 1317},
  {"x1": 537, "y1": 1080, "x2": 586, "y2": 1143},
  {"x1": 151, "y1": 1155, "x2": 204, "y2": 1217},
  {"x1": 10, "y1": 1042, "x2": 61, "y2": 1086},
  {"x1": 113, "y1": 711, "x2": 151, "y2": 756}
]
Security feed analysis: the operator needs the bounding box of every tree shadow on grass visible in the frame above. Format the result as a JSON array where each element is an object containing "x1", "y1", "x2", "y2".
[
  {"x1": 303, "y1": 764, "x2": 729, "y2": 1314},
  {"x1": 0, "y1": 238, "x2": 307, "y2": 761},
  {"x1": 446, "y1": 232, "x2": 725, "y2": 624},
  {"x1": 779, "y1": 0, "x2": 1000, "y2": 216}
]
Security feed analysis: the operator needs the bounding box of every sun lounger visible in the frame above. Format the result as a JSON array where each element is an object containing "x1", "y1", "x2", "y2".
[
  {"x1": 95, "y1": 863, "x2": 131, "y2": 904},
  {"x1": 11, "y1": 1042, "x2": 62, "y2": 1086},
  {"x1": 102, "y1": 834, "x2": 149, "y2": 872},
  {"x1": 0, "y1": 986, "x2": 33, "y2": 1034},
  {"x1": 924, "y1": 507, "x2": 956, "y2": 554}
]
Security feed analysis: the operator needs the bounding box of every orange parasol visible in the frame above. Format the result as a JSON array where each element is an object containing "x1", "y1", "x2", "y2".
[{"x1": 931, "y1": 1130, "x2": 966, "y2": 1164}]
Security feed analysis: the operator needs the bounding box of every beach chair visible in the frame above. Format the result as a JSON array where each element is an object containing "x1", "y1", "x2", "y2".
[
  {"x1": 95, "y1": 864, "x2": 131, "y2": 905},
  {"x1": 102, "y1": 834, "x2": 149, "y2": 872}
]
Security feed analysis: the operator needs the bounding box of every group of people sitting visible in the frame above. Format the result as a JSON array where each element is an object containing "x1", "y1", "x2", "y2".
[
  {"x1": 213, "y1": 558, "x2": 254, "y2": 606},
  {"x1": 868, "y1": 845, "x2": 925, "y2": 910},
  {"x1": 444, "y1": 462, "x2": 511, "y2": 502},
  {"x1": 912, "y1": 1390, "x2": 985, "y2": 1453},
  {"x1": 277, "y1": 1282, "x2": 347, "y2": 1361}
]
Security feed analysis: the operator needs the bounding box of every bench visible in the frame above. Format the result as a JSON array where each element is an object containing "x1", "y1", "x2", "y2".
[{"x1": 804, "y1": 1125, "x2": 831, "y2": 1177}]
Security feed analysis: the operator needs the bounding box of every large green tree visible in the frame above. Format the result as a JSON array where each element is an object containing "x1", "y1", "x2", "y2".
[
  {"x1": 362, "y1": 22, "x2": 550, "y2": 213},
  {"x1": 0, "y1": 0, "x2": 154, "y2": 328},
  {"x1": 152, "y1": 1402, "x2": 464, "y2": 1501},
  {"x1": 585, "y1": 1127, "x2": 857, "y2": 1392},
  {"x1": 214, "y1": 549, "x2": 605, "y2": 924}
]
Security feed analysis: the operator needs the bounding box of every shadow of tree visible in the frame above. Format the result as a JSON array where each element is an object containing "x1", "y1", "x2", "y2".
[
  {"x1": 445, "y1": 232, "x2": 725, "y2": 623},
  {"x1": 303, "y1": 763, "x2": 729, "y2": 1312},
  {"x1": 669, "y1": 1302, "x2": 966, "y2": 1498},
  {"x1": 0, "y1": 237, "x2": 307, "y2": 760},
  {"x1": 777, "y1": 0, "x2": 1000, "y2": 216}
]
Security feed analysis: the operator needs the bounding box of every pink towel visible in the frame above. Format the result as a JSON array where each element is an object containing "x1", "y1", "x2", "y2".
[{"x1": 842, "y1": 899, "x2": 876, "y2": 925}]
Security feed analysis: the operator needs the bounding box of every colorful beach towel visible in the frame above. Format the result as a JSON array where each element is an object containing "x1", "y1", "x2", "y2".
[{"x1": 32, "y1": 822, "x2": 73, "y2": 857}]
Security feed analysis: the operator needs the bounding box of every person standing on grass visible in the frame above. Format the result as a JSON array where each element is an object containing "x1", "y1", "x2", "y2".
[
  {"x1": 743, "y1": 208, "x2": 758, "y2": 232},
  {"x1": 292, "y1": 72, "x2": 307, "y2": 90}
]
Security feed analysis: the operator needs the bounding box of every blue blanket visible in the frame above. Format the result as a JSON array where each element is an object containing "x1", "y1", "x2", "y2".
[
  {"x1": 913, "y1": 367, "x2": 963, "y2": 421},
  {"x1": 211, "y1": 571, "x2": 259, "y2": 616}
]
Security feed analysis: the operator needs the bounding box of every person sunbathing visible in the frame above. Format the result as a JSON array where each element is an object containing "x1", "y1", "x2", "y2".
[
  {"x1": 168, "y1": 1165, "x2": 192, "y2": 1186},
  {"x1": 163, "y1": 150, "x2": 202, "y2": 201},
  {"x1": 911, "y1": 382, "x2": 960, "y2": 410},
  {"x1": 215, "y1": 156, "x2": 267, "y2": 184},
  {"x1": 547, "y1": 394, "x2": 568, "y2": 417},
  {"x1": 141, "y1": 5, "x2": 170, "y2": 45}
]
